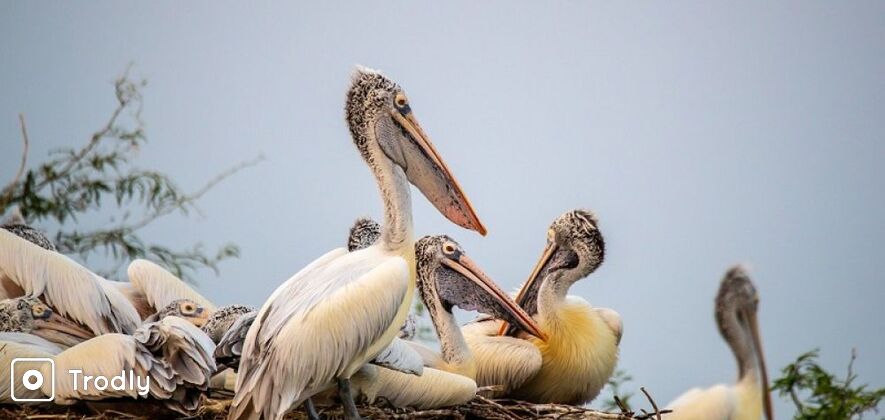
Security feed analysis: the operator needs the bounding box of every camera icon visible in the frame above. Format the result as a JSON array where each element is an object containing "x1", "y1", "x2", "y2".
[{"x1": 10, "y1": 358, "x2": 54, "y2": 402}]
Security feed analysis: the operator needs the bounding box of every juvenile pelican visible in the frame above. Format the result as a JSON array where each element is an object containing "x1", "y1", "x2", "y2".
[
  {"x1": 665, "y1": 266, "x2": 773, "y2": 420},
  {"x1": 144, "y1": 298, "x2": 211, "y2": 327},
  {"x1": 230, "y1": 67, "x2": 486, "y2": 420},
  {"x1": 464, "y1": 209, "x2": 622, "y2": 404},
  {"x1": 202, "y1": 304, "x2": 256, "y2": 343},
  {"x1": 0, "y1": 297, "x2": 94, "y2": 348},
  {"x1": 325, "y1": 232, "x2": 545, "y2": 409},
  {"x1": 0, "y1": 228, "x2": 141, "y2": 335}
]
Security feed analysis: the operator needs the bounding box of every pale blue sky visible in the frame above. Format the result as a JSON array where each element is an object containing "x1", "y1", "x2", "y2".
[{"x1": 1, "y1": 1, "x2": 883, "y2": 415}]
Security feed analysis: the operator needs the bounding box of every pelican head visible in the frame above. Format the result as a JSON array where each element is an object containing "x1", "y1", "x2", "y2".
[
  {"x1": 716, "y1": 266, "x2": 773, "y2": 420},
  {"x1": 346, "y1": 67, "x2": 486, "y2": 235},
  {"x1": 512, "y1": 209, "x2": 605, "y2": 318},
  {"x1": 148, "y1": 299, "x2": 209, "y2": 327},
  {"x1": 347, "y1": 217, "x2": 382, "y2": 251},
  {"x1": 0, "y1": 297, "x2": 94, "y2": 346},
  {"x1": 201, "y1": 304, "x2": 256, "y2": 343},
  {"x1": 416, "y1": 235, "x2": 545, "y2": 340}
]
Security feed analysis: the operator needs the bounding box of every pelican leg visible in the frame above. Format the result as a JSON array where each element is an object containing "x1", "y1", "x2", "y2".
[
  {"x1": 337, "y1": 378, "x2": 362, "y2": 420},
  {"x1": 304, "y1": 398, "x2": 321, "y2": 420}
]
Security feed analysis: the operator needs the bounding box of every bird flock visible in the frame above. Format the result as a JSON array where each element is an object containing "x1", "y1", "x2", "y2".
[{"x1": 0, "y1": 67, "x2": 773, "y2": 420}]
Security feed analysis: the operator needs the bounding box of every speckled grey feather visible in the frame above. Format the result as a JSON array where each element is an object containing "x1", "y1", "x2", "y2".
[
  {"x1": 202, "y1": 304, "x2": 256, "y2": 344},
  {"x1": 1, "y1": 224, "x2": 56, "y2": 252},
  {"x1": 347, "y1": 217, "x2": 382, "y2": 252}
]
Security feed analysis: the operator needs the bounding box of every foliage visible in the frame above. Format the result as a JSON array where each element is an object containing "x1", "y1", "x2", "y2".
[
  {"x1": 0, "y1": 67, "x2": 261, "y2": 283},
  {"x1": 598, "y1": 369, "x2": 635, "y2": 412},
  {"x1": 773, "y1": 348, "x2": 884, "y2": 419}
]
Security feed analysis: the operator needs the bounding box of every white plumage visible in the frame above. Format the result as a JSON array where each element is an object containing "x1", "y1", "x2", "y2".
[{"x1": 0, "y1": 229, "x2": 140, "y2": 335}]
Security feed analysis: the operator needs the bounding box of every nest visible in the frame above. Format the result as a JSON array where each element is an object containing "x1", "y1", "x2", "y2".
[{"x1": 0, "y1": 390, "x2": 671, "y2": 420}]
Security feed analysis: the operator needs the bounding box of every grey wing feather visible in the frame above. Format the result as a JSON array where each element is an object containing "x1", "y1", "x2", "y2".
[{"x1": 214, "y1": 310, "x2": 257, "y2": 371}]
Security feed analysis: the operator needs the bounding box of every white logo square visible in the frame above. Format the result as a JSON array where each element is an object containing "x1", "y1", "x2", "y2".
[{"x1": 10, "y1": 357, "x2": 54, "y2": 402}]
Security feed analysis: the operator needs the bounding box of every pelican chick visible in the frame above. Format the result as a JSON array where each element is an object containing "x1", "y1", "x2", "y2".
[
  {"x1": 465, "y1": 209, "x2": 622, "y2": 404},
  {"x1": 0, "y1": 297, "x2": 94, "y2": 348},
  {"x1": 665, "y1": 266, "x2": 773, "y2": 420},
  {"x1": 145, "y1": 298, "x2": 210, "y2": 328},
  {"x1": 202, "y1": 304, "x2": 256, "y2": 343},
  {"x1": 350, "y1": 235, "x2": 545, "y2": 408},
  {"x1": 230, "y1": 67, "x2": 486, "y2": 420}
]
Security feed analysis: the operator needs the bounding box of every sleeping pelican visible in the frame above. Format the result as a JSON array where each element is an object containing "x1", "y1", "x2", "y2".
[
  {"x1": 0, "y1": 297, "x2": 94, "y2": 348},
  {"x1": 143, "y1": 298, "x2": 211, "y2": 327},
  {"x1": 230, "y1": 67, "x2": 486, "y2": 420},
  {"x1": 665, "y1": 266, "x2": 773, "y2": 420},
  {"x1": 0, "y1": 229, "x2": 141, "y2": 336},
  {"x1": 0, "y1": 316, "x2": 216, "y2": 414},
  {"x1": 463, "y1": 209, "x2": 621, "y2": 404}
]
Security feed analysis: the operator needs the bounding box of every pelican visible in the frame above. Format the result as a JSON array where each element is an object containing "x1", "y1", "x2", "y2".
[
  {"x1": 665, "y1": 266, "x2": 773, "y2": 420},
  {"x1": 357, "y1": 235, "x2": 545, "y2": 406},
  {"x1": 343, "y1": 218, "x2": 545, "y2": 388},
  {"x1": 463, "y1": 209, "x2": 622, "y2": 404},
  {"x1": 0, "y1": 316, "x2": 216, "y2": 414},
  {"x1": 0, "y1": 227, "x2": 142, "y2": 336},
  {"x1": 143, "y1": 298, "x2": 211, "y2": 327},
  {"x1": 202, "y1": 304, "x2": 256, "y2": 343},
  {"x1": 116, "y1": 258, "x2": 217, "y2": 321},
  {"x1": 0, "y1": 297, "x2": 94, "y2": 348},
  {"x1": 230, "y1": 67, "x2": 486, "y2": 420}
]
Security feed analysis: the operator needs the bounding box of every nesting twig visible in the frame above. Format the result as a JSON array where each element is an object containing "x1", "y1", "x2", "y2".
[{"x1": 3, "y1": 391, "x2": 674, "y2": 419}]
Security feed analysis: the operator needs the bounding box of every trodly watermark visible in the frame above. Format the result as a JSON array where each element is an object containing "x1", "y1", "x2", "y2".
[{"x1": 10, "y1": 358, "x2": 150, "y2": 401}]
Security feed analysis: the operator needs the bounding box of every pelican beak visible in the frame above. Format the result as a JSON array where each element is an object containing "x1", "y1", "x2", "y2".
[
  {"x1": 442, "y1": 255, "x2": 546, "y2": 341},
  {"x1": 746, "y1": 308, "x2": 774, "y2": 420},
  {"x1": 498, "y1": 242, "x2": 557, "y2": 336},
  {"x1": 34, "y1": 312, "x2": 95, "y2": 342},
  {"x1": 390, "y1": 109, "x2": 487, "y2": 236}
]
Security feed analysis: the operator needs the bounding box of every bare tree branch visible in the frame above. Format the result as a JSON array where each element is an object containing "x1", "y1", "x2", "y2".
[
  {"x1": 0, "y1": 114, "x2": 30, "y2": 209},
  {"x1": 120, "y1": 154, "x2": 265, "y2": 233}
]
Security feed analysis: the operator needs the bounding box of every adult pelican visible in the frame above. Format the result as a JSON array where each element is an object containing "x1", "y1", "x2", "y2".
[
  {"x1": 230, "y1": 67, "x2": 486, "y2": 420},
  {"x1": 463, "y1": 209, "x2": 622, "y2": 404},
  {"x1": 665, "y1": 266, "x2": 773, "y2": 420}
]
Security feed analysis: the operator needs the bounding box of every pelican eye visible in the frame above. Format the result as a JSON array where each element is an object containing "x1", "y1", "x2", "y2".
[
  {"x1": 32, "y1": 304, "x2": 50, "y2": 318},
  {"x1": 181, "y1": 303, "x2": 196, "y2": 315},
  {"x1": 442, "y1": 242, "x2": 457, "y2": 255},
  {"x1": 394, "y1": 93, "x2": 410, "y2": 112}
]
